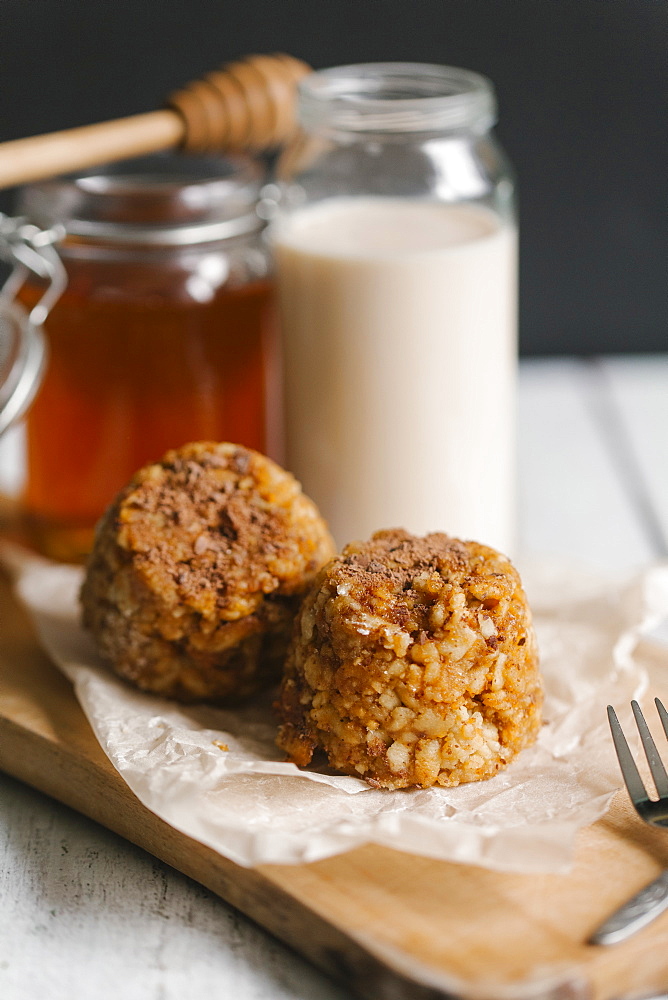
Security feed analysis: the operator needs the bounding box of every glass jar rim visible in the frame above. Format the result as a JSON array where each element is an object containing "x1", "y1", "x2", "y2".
[
  {"x1": 17, "y1": 153, "x2": 266, "y2": 247},
  {"x1": 298, "y1": 62, "x2": 496, "y2": 134}
]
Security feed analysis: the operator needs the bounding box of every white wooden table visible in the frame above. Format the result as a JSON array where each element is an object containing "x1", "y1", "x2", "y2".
[{"x1": 1, "y1": 355, "x2": 667, "y2": 1000}]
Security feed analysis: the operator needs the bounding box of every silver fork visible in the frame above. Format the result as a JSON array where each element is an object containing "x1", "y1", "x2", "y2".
[{"x1": 590, "y1": 698, "x2": 668, "y2": 945}]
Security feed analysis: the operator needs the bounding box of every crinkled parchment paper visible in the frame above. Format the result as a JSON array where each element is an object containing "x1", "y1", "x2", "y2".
[{"x1": 4, "y1": 544, "x2": 668, "y2": 873}]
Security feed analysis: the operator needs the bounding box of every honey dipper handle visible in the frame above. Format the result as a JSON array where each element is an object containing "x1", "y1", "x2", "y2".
[
  {"x1": 0, "y1": 111, "x2": 183, "y2": 190},
  {"x1": 0, "y1": 53, "x2": 311, "y2": 190}
]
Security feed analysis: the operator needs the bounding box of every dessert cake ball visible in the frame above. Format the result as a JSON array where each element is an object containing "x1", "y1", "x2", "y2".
[
  {"x1": 81, "y1": 442, "x2": 335, "y2": 702},
  {"x1": 277, "y1": 529, "x2": 541, "y2": 788}
]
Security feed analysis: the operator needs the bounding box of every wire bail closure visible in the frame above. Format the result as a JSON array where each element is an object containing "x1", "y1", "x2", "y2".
[
  {"x1": 0, "y1": 214, "x2": 66, "y2": 437},
  {"x1": 0, "y1": 214, "x2": 67, "y2": 325}
]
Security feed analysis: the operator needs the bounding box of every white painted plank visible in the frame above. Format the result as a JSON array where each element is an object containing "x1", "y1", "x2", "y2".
[
  {"x1": 517, "y1": 358, "x2": 656, "y2": 572},
  {"x1": 0, "y1": 773, "x2": 352, "y2": 1000},
  {"x1": 598, "y1": 354, "x2": 668, "y2": 555}
]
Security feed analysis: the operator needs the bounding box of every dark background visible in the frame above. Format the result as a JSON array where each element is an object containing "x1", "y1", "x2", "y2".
[{"x1": 0, "y1": 0, "x2": 665, "y2": 356}]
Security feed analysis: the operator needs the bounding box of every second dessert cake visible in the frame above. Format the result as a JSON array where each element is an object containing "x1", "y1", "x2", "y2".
[
  {"x1": 277, "y1": 529, "x2": 542, "y2": 788},
  {"x1": 81, "y1": 442, "x2": 335, "y2": 702}
]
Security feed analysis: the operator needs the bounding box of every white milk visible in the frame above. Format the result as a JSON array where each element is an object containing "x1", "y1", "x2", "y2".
[{"x1": 272, "y1": 198, "x2": 518, "y2": 553}]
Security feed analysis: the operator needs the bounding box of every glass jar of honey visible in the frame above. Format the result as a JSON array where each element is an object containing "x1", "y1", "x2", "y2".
[{"x1": 6, "y1": 153, "x2": 278, "y2": 562}]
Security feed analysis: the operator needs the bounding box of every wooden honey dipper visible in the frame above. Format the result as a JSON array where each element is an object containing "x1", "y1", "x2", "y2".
[{"x1": 0, "y1": 53, "x2": 311, "y2": 190}]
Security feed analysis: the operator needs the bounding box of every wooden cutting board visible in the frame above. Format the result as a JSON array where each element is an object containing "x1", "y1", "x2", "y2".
[{"x1": 2, "y1": 567, "x2": 668, "y2": 1000}]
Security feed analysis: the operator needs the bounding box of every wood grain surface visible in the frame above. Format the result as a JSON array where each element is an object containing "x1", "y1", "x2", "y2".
[{"x1": 2, "y1": 567, "x2": 668, "y2": 1000}]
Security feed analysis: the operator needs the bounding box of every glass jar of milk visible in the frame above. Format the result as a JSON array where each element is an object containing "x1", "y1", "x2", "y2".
[{"x1": 270, "y1": 62, "x2": 517, "y2": 553}]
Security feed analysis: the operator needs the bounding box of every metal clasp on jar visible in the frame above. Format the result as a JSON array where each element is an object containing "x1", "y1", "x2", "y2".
[
  {"x1": 0, "y1": 213, "x2": 67, "y2": 325},
  {"x1": 0, "y1": 215, "x2": 67, "y2": 437}
]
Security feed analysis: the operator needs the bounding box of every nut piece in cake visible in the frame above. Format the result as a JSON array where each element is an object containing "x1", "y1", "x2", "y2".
[
  {"x1": 80, "y1": 442, "x2": 335, "y2": 702},
  {"x1": 276, "y1": 529, "x2": 541, "y2": 789}
]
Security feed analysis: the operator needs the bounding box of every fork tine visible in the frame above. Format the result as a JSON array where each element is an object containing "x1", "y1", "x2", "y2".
[
  {"x1": 607, "y1": 705, "x2": 648, "y2": 804},
  {"x1": 631, "y1": 700, "x2": 668, "y2": 799},
  {"x1": 656, "y1": 697, "x2": 668, "y2": 740}
]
